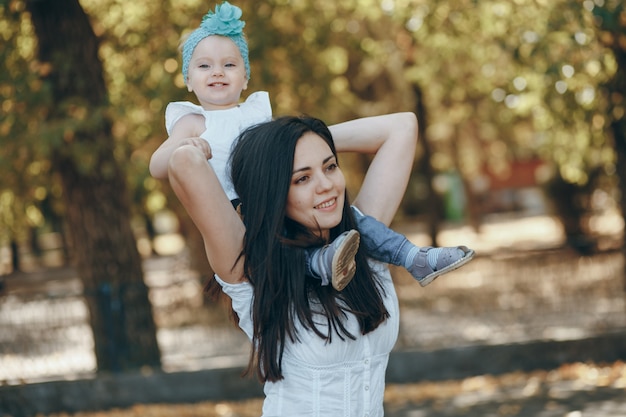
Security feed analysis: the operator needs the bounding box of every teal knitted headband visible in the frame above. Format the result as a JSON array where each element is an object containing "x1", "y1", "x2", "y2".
[{"x1": 182, "y1": 1, "x2": 250, "y2": 83}]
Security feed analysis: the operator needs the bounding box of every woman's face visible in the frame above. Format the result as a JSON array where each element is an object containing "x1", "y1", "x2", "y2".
[{"x1": 286, "y1": 132, "x2": 346, "y2": 239}]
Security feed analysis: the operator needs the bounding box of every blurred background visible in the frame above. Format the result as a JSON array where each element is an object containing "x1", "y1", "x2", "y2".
[{"x1": 1, "y1": 0, "x2": 626, "y2": 416}]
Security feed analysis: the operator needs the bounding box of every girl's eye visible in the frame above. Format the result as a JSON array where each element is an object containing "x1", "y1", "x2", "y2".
[
  {"x1": 199, "y1": 64, "x2": 209, "y2": 69},
  {"x1": 225, "y1": 63, "x2": 236, "y2": 67}
]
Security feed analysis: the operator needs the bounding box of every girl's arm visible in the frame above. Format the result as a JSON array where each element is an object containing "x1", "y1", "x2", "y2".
[
  {"x1": 329, "y1": 112, "x2": 418, "y2": 226},
  {"x1": 167, "y1": 144, "x2": 246, "y2": 284},
  {"x1": 150, "y1": 113, "x2": 209, "y2": 179}
]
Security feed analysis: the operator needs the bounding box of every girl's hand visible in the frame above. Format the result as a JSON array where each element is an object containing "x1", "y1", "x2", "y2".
[{"x1": 181, "y1": 137, "x2": 212, "y2": 160}]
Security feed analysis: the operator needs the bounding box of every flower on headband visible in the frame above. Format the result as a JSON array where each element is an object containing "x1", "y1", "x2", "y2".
[{"x1": 201, "y1": 1, "x2": 245, "y2": 36}]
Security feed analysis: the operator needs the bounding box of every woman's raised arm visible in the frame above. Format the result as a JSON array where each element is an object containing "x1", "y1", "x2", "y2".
[
  {"x1": 329, "y1": 112, "x2": 418, "y2": 226},
  {"x1": 168, "y1": 145, "x2": 246, "y2": 283}
]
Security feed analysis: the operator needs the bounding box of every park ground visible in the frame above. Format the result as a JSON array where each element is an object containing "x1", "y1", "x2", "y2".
[
  {"x1": 2, "y1": 213, "x2": 626, "y2": 416},
  {"x1": 32, "y1": 361, "x2": 626, "y2": 416}
]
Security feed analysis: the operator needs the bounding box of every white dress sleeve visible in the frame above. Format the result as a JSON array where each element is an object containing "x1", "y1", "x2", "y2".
[
  {"x1": 239, "y1": 91, "x2": 272, "y2": 124},
  {"x1": 164, "y1": 101, "x2": 204, "y2": 135},
  {"x1": 213, "y1": 275, "x2": 254, "y2": 341}
]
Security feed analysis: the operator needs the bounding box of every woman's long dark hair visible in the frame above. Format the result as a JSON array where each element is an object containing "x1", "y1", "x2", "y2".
[{"x1": 229, "y1": 116, "x2": 389, "y2": 383}]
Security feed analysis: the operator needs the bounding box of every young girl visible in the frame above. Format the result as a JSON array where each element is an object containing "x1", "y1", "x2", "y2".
[{"x1": 150, "y1": 1, "x2": 474, "y2": 292}]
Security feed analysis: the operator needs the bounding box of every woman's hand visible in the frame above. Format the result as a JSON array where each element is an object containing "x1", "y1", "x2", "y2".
[{"x1": 330, "y1": 112, "x2": 418, "y2": 226}]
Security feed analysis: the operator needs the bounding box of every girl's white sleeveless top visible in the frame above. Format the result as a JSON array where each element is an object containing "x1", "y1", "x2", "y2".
[{"x1": 165, "y1": 91, "x2": 271, "y2": 201}]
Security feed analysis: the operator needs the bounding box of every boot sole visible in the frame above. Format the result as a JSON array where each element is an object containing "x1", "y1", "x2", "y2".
[
  {"x1": 331, "y1": 230, "x2": 360, "y2": 291},
  {"x1": 418, "y1": 248, "x2": 475, "y2": 287}
]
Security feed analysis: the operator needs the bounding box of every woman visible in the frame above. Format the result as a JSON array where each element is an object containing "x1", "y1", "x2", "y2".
[{"x1": 168, "y1": 112, "x2": 418, "y2": 416}]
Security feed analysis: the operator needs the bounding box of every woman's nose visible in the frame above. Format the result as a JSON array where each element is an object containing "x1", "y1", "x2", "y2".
[{"x1": 316, "y1": 173, "x2": 333, "y2": 192}]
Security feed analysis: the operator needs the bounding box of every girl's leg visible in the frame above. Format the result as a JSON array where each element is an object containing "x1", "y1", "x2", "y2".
[
  {"x1": 351, "y1": 206, "x2": 474, "y2": 286},
  {"x1": 305, "y1": 229, "x2": 360, "y2": 291}
]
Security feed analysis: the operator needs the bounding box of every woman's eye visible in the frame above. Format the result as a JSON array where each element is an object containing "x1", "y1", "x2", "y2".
[
  {"x1": 326, "y1": 163, "x2": 338, "y2": 172},
  {"x1": 295, "y1": 176, "x2": 309, "y2": 184}
]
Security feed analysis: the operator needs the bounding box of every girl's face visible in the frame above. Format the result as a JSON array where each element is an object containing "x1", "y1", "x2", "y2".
[
  {"x1": 286, "y1": 133, "x2": 346, "y2": 240},
  {"x1": 186, "y1": 36, "x2": 248, "y2": 110}
]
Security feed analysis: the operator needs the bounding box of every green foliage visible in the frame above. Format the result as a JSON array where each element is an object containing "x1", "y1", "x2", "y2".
[
  {"x1": 0, "y1": 0, "x2": 623, "y2": 242},
  {"x1": 0, "y1": 1, "x2": 52, "y2": 243}
]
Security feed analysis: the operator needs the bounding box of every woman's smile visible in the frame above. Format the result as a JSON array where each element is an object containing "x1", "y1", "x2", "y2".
[{"x1": 315, "y1": 197, "x2": 338, "y2": 210}]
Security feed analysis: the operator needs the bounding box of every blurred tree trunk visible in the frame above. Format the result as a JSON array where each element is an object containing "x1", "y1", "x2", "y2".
[
  {"x1": 26, "y1": 0, "x2": 161, "y2": 371},
  {"x1": 615, "y1": 137, "x2": 626, "y2": 292},
  {"x1": 546, "y1": 174, "x2": 596, "y2": 255},
  {"x1": 10, "y1": 240, "x2": 19, "y2": 272},
  {"x1": 611, "y1": 77, "x2": 626, "y2": 291},
  {"x1": 592, "y1": 2, "x2": 626, "y2": 290},
  {"x1": 413, "y1": 84, "x2": 442, "y2": 246}
]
